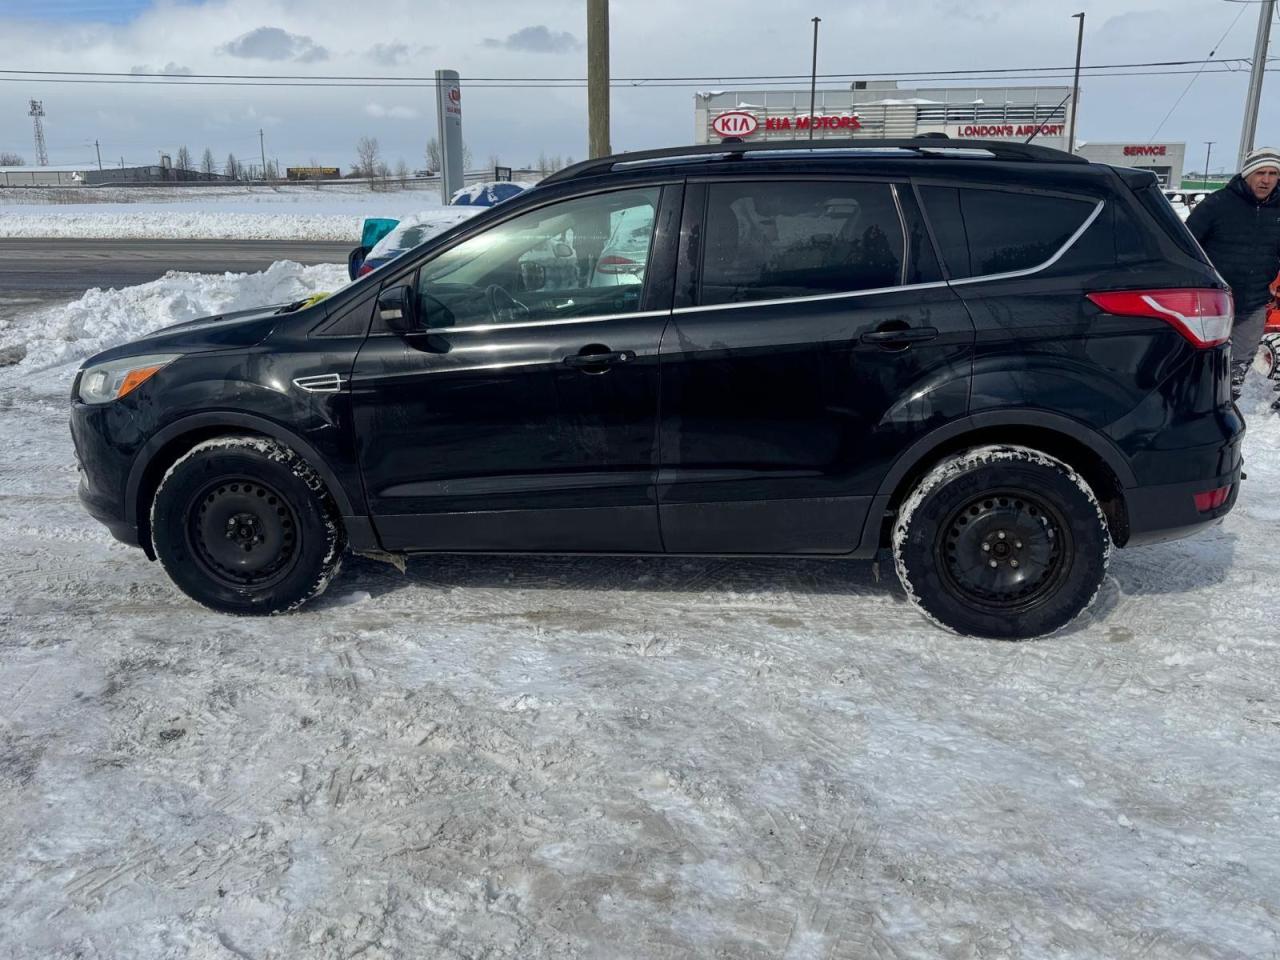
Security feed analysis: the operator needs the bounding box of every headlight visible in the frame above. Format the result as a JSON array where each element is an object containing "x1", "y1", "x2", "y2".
[{"x1": 77, "y1": 354, "x2": 181, "y2": 404}]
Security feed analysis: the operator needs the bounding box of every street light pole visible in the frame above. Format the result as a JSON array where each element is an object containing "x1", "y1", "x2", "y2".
[
  {"x1": 1068, "y1": 12, "x2": 1085, "y2": 154},
  {"x1": 808, "y1": 17, "x2": 821, "y2": 141},
  {"x1": 1204, "y1": 141, "x2": 1215, "y2": 189}
]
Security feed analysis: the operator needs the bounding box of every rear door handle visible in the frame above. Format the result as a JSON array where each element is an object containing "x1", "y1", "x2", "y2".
[
  {"x1": 564, "y1": 349, "x2": 634, "y2": 370},
  {"x1": 860, "y1": 326, "x2": 940, "y2": 346}
]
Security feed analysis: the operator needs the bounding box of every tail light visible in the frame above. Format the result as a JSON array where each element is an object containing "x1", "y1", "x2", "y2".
[
  {"x1": 1086, "y1": 289, "x2": 1233, "y2": 348},
  {"x1": 357, "y1": 262, "x2": 375, "y2": 278},
  {"x1": 596, "y1": 255, "x2": 639, "y2": 274}
]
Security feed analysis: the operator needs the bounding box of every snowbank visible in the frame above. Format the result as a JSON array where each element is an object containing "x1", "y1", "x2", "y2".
[
  {"x1": 2, "y1": 261, "x2": 349, "y2": 374},
  {"x1": 0, "y1": 185, "x2": 479, "y2": 240}
]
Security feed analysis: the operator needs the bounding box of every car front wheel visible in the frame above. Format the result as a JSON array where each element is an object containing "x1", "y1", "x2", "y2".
[
  {"x1": 151, "y1": 436, "x2": 345, "y2": 615},
  {"x1": 892, "y1": 445, "x2": 1110, "y2": 640}
]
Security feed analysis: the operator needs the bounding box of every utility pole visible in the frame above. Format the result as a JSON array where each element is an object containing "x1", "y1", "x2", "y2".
[
  {"x1": 587, "y1": 0, "x2": 610, "y2": 158},
  {"x1": 809, "y1": 17, "x2": 821, "y2": 141},
  {"x1": 1068, "y1": 12, "x2": 1085, "y2": 154},
  {"x1": 1203, "y1": 141, "x2": 1215, "y2": 189},
  {"x1": 1238, "y1": 0, "x2": 1276, "y2": 169},
  {"x1": 259, "y1": 128, "x2": 267, "y2": 181},
  {"x1": 94, "y1": 139, "x2": 102, "y2": 171}
]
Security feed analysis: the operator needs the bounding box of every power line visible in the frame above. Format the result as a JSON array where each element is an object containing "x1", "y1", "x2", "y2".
[
  {"x1": 0, "y1": 66, "x2": 1271, "y2": 90},
  {"x1": 0, "y1": 57, "x2": 1273, "y2": 85},
  {"x1": 1148, "y1": 0, "x2": 1252, "y2": 140}
]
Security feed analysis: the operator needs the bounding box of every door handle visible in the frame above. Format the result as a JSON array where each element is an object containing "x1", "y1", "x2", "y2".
[
  {"x1": 860, "y1": 326, "x2": 940, "y2": 346},
  {"x1": 564, "y1": 349, "x2": 634, "y2": 370}
]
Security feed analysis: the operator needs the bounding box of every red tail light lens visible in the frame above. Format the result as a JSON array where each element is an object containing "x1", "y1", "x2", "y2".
[
  {"x1": 1086, "y1": 289, "x2": 1233, "y2": 348},
  {"x1": 596, "y1": 255, "x2": 639, "y2": 273},
  {"x1": 1193, "y1": 484, "x2": 1232, "y2": 512},
  {"x1": 357, "y1": 263, "x2": 375, "y2": 278}
]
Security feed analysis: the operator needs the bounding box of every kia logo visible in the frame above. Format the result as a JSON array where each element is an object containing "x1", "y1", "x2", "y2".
[
  {"x1": 448, "y1": 88, "x2": 461, "y2": 104},
  {"x1": 711, "y1": 111, "x2": 759, "y2": 139}
]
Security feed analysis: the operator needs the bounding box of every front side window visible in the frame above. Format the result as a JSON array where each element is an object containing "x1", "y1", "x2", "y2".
[
  {"x1": 699, "y1": 181, "x2": 906, "y2": 306},
  {"x1": 413, "y1": 187, "x2": 660, "y2": 328}
]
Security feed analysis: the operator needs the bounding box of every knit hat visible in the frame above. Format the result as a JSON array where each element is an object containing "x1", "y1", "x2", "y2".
[{"x1": 1241, "y1": 147, "x2": 1280, "y2": 177}]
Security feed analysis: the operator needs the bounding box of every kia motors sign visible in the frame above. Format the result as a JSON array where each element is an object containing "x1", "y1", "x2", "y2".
[{"x1": 712, "y1": 111, "x2": 760, "y2": 138}]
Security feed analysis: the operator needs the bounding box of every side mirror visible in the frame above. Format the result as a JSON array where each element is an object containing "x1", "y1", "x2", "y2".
[
  {"x1": 553, "y1": 241, "x2": 574, "y2": 259},
  {"x1": 348, "y1": 245, "x2": 370, "y2": 281},
  {"x1": 377, "y1": 285, "x2": 420, "y2": 334}
]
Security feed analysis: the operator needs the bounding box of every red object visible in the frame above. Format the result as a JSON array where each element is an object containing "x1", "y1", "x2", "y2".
[
  {"x1": 1194, "y1": 485, "x2": 1233, "y2": 512},
  {"x1": 1266, "y1": 272, "x2": 1280, "y2": 333},
  {"x1": 595, "y1": 255, "x2": 639, "y2": 273},
  {"x1": 1087, "y1": 289, "x2": 1234, "y2": 348}
]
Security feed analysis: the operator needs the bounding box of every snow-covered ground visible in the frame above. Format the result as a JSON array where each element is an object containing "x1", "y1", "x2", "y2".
[
  {"x1": 0, "y1": 184, "x2": 479, "y2": 241},
  {"x1": 2, "y1": 269, "x2": 1280, "y2": 959}
]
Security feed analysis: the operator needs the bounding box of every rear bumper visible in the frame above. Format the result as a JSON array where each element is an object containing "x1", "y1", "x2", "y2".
[{"x1": 1122, "y1": 464, "x2": 1242, "y2": 547}]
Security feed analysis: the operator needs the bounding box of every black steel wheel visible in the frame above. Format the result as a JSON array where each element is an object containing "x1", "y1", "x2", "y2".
[
  {"x1": 893, "y1": 445, "x2": 1110, "y2": 640},
  {"x1": 151, "y1": 437, "x2": 345, "y2": 615}
]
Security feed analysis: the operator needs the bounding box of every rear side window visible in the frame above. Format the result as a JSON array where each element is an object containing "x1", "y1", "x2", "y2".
[
  {"x1": 699, "y1": 180, "x2": 905, "y2": 305},
  {"x1": 919, "y1": 186, "x2": 1096, "y2": 278}
]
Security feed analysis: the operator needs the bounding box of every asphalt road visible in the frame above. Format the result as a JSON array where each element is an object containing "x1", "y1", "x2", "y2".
[{"x1": 0, "y1": 238, "x2": 351, "y2": 298}]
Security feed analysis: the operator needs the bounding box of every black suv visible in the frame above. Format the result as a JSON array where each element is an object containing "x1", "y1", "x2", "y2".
[{"x1": 70, "y1": 138, "x2": 1244, "y2": 639}]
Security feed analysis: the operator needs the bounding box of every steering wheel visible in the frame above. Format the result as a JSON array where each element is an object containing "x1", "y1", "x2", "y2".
[{"x1": 484, "y1": 284, "x2": 530, "y2": 324}]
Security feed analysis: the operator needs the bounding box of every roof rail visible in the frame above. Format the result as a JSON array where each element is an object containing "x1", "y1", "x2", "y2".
[{"x1": 541, "y1": 137, "x2": 1087, "y2": 185}]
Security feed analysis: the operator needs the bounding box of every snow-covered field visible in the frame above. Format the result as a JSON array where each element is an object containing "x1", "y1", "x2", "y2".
[
  {"x1": 0, "y1": 183, "x2": 480, "y2": 241},
  {"x1": 2, "y1": 269, "x2": 1279, "y2": 959}
]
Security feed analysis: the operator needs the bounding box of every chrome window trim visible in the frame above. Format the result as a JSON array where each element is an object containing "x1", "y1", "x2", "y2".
[
  {"x1": 672, "y1": 280, "x2": 952, "y2": 315},
  {"x1": 421, "y1": 308, "x2": 671, "y2": 335},
  {"x1": 889, "y1": 182, "x2": 909, "y2": 286},
  {"x1": 948, "y1": 198, "x2": 1106, "y2": 286}
]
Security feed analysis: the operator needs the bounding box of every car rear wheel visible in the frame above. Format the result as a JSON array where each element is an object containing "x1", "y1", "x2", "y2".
[
  {"x1": 892, "y1": 445, "x2": 1110, "y2": 640},
  {"x1": 151, "y1": 436, "x2": 345, "y2": 615}
]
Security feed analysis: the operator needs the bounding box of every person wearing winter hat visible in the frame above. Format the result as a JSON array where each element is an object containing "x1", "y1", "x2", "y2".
[{"x1": 1187, "y1": 146, "x2": 1280, "y2": 398}]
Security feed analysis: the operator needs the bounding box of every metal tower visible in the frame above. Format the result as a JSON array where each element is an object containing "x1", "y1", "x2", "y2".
[{"x1": 29, "y1": 100, "x2": 48, "y2": 166}]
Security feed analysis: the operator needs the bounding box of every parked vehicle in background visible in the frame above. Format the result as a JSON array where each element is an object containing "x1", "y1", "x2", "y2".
[
  {"x1": 71, "y1": 137, "x2": 1244, "y2": 639},
  {"x1": 347, "y1": 184, "x2": 534, "y2": 279}
]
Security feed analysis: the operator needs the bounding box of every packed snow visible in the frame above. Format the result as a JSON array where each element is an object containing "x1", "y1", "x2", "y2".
[
  {"x1": 1, "y1": 267, "x2": 1279, "y2": 958},
  {"x1": 0, "y1": 184, "x2": 481, "y2": 241}
]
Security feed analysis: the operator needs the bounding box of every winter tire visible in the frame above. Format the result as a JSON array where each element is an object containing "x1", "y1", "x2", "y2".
[
  {"x1": 151, "y1": 436, "x2": 345, "y2": 615},
  {"x1": 893, "y1": 445, "x2": 1110, "y2": 640}
]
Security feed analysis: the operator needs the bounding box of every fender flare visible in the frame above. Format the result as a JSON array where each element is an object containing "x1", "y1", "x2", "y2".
[
  {"x1": 854, "y1": 410, "x2": 1137, "y2": 553},
  {"x1": 124, "y1": 411, "x2": 360, "y2": 526}
]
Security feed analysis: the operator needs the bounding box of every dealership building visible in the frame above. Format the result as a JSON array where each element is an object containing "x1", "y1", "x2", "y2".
[{"x1": 695, "y1": 81, "x2": 1185, "y2": 185}]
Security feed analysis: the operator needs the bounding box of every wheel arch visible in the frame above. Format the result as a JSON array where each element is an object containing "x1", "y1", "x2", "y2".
[
  {"x1": 126, "y1": 412, "x2": 358, "y2": 559},
  {"x1": 858, "y1": 411, "x2": 1136, "y2": 553}
]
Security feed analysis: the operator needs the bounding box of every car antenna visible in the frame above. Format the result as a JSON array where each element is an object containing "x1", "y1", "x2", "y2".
[{"x1": 1024, "y1": 92, "x2": 1073, "y2": 144}]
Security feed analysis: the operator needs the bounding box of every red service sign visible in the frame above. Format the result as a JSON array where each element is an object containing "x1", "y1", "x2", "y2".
[
  {"x1": 1124, "y1": 145, "x2": 1167, "y2": 157},
  {"x1": 712, "y1": 111, "x2": 760, "y2": 138}
]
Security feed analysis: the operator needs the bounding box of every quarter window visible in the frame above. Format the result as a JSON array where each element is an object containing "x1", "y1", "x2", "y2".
[
  {"x1": 919, "y1": 186, "x2": 1096, "y2": 278},
  {"x1": 699, "y1": 181, "x2": 906, "y2": 306},
  {"x1": 413, "y1": 187, "x2": 660, "y2": 328}
]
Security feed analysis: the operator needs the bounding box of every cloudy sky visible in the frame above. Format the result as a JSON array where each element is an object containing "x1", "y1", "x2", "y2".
[{"x1": 0, "y1": 0, "x2": 1278, "y2": 175}]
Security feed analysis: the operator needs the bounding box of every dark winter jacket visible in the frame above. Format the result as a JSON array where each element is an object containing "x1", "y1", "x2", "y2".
[{"x1": 1186, "y1": 175, "x2": 1280, "y2": 313}]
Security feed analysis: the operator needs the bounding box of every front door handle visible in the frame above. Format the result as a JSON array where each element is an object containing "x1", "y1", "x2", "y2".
[
  {"x1": 564, "y1": 348, "x2": 634, "y2": 372},
  {"x1": 860, "y1": 325, "x2": 940, "y2": 347}
]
